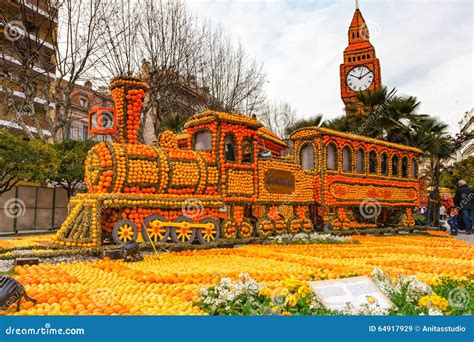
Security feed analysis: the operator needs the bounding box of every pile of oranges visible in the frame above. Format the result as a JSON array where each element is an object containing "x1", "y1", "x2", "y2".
[{"x1": 5, "y1": 234, "x2": 472, "y2": 316}]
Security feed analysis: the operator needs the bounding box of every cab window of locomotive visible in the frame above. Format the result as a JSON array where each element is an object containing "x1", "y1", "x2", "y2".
[
  {"x1": 369, "y1": 150, "x2": 377, "y2": 174},
  {"x1": 411, "y1": 159, "x2": 418, "y2": 178},
  {"x1": 224, "y1": 134, "x2": 236, "y2": 161},
  {"x1": 342, "y1": 146, "x2": 352, "y2": 172},
  {"x1": 242, "y1": 138, "x2": 253, "y2": 163},
  {"x1": 300, "y1": 144, "x2": 314, "y2": 170},
  {"x1": 194, "y1": 130, "x2": 212, "y2": 151},
  {"x1": 356, "y1": 148, "x2": 365, "y2": 173},
  {"x1": 392, "y1": 155, "x2": 399, "y2": 176},
  {"x1": 381, "y1": 152, "x2": 388, "y2": 175},
  {"x1": 326, "y1": 143, "x2": 337, "y2": 170},
  {"x1": 402, "y1": 157, "x2": 408, "y2": 178}
]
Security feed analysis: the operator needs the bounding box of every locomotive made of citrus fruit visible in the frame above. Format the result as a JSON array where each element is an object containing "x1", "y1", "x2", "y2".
[{"x1": 54, "y1": 76, "x2": 421, "y2": 248}]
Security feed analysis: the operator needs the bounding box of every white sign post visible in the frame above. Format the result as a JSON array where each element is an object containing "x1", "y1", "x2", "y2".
[{"x1": 307, "y1": 275, "x2": 393, "y2": 311}]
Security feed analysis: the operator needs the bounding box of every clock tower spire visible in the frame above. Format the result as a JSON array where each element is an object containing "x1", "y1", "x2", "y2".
[{"x1": 340, "y1": 2, "x2": 382, "y2": 115}]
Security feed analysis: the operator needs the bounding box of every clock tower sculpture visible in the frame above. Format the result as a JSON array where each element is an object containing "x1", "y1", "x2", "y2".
[{"x1": 340, "y1": 1, "x2": 381, "y2": 115}]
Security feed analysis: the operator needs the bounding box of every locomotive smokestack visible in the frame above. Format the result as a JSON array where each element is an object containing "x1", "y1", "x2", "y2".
[{"x1": 110, "y1": 76, "x2": 148, "y2": 144}]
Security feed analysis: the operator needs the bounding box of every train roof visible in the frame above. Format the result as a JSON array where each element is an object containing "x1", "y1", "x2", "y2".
[
  {"x1": 290, "y1": 126, "x2": 423, "y2": 154},
  {"x1": 184, "y1": 110, "x2": 262, "y2": 129}
]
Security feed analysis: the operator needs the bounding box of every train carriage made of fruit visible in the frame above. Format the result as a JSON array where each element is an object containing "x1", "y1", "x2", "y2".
[{"x1": 54, "y1": 76, "x2": 421, "y2": 248}]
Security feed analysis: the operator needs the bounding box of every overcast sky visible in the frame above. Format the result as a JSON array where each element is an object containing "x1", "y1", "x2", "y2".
[{"x1": 187, "y1": 0, "x2": 473, "y2": 133}]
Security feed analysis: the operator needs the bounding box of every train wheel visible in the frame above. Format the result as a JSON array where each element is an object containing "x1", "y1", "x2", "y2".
[
  {"x1": 274, "y1": 215, "x2": 287, "y2": 235},
  {"x1": 112, "y1": 220, "x2": 138, "y2": 245},
  {"x1": 238, "y1": 219, "x2": 254, "y2": 238},
  {"x1": 256, "y1": 217, "x2": 274, "y2": 237},
  {"x1": 287, "y1": 216, "x2": 302, "y2": 234},
  {"x1": 170, "y1": 216, "x2": 197, "y2": 244},
  {"x1": 196, "y1": 217, "x2": 220, "y2": 244},
  {"x1": 222, "y1": 218, "x2": 238, "y2": 239},
  {"x1": 142, "y1": 214, "x2": 170, "y2": 243},
  {"x1": 301, "y1": 217, "x2": 314, "y2": 233}
]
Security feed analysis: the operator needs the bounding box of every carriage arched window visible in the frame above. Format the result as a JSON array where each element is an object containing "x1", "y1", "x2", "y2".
[
  {"x1": 342, "y1": 146, "x2": 352, "y2": 172},
  {"x1": 391, "y1": 155, "x2": 399, "y2": 176},
  {"x1": 326, "y1": 143, "x2": 338, "y2": 170},
  {"x1": 402, "y1": 157, "x2": 409, "y2": 178},
  {"x1": 369, "y1": 150, "x2": 377, "y2": 174},
  {"x1": 411, "y1": 159, "x2": 418, "y2": 178},
  {"x1": 224, "y1": 133, "x2": 236, "y2": 162},
  {"x1": 194, "y1": 129, "x2": 212, "y2": 151},
  {"x1": 300, "y1": 143, "x2": 315, "y2": 170},
  {"x1": 356, "y1": 148, "x2": 365, "y2": 173},
  {"x1": 241, "y1": 138, "x2": 253, "y2": 163},
  {"x1": 381, "y1": 152, "x2": 389, "y2": 175}
]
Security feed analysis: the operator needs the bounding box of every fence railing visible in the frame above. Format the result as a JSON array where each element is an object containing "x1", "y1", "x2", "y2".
[{"x1": 0, "y1": 185, "x2": 68, "y2": 235}]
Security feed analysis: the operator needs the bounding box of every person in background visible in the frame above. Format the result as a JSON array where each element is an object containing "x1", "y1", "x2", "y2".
[
  {"x1": 439, "y1": 205, "x2": 446, "y2": 221},
  {"x1": 453, "y1": 180, "x2": 474, "y2": 235},
  {"x1": 448, "y1": 209, "x2": 459, "y2": 236}
]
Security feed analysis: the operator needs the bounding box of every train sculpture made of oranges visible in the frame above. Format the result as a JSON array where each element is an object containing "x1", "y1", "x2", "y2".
[{"x1": 54, "y1": 76, "x2": 421, "y2": 248}]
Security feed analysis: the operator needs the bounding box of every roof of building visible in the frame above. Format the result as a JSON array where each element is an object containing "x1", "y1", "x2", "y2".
[{"x1": 350, "y1": 8, "x2": 366, "y2": 28}]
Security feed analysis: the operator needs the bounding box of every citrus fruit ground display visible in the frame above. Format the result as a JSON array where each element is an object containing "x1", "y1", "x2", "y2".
[{"x1": 3, "y1": 234, "x2": 473, "y2": 315}]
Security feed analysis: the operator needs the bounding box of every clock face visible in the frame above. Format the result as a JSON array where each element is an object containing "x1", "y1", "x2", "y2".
[{"x1": 346, "y1": 66, "x2": 374, "y2": 91}]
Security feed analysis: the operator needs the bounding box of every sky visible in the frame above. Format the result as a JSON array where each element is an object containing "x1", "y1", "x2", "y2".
[{"x1": 186, "y1": 0, "x2": 473, "y2": 133}]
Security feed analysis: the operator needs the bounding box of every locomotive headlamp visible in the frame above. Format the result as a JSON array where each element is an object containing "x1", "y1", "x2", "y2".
[{"x1": 88, "y1": 107, "x2": 116, "y2": 135}]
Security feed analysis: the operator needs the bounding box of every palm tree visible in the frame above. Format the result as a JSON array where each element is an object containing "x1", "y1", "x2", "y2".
[
  {"x1": 328, "y1": 86, "x2": 421, "y2": 142},
  {"x1": 284, "y1": 114, "x2": 325, "y2": 137},
  {"x1": 158, "y1": 112, "x2": 189, "y2": 134},
  {"x1": 410, "y1": 116, "x2": 453, "y2": 226}
]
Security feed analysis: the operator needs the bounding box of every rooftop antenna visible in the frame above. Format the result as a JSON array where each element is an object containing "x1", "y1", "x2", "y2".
[{"x1": 355, "y1": 0, "x2": 359, "y2": 9}]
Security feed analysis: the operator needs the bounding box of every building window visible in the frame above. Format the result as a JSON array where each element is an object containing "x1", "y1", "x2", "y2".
[
  {"x1": 342, "y1": 146, "x2": 352, "y2": 172},
  {"x1": 362, "y1": 55, "x2": 365, "y2": 60},
  {"x1": 241, "y1": 138, "x2": 253, "y2": 163},
  {"x1": 357, "y1": 56, "x2": 361, "y2": 61},
  {"x1": 82, "y1": 124, "x2": 89, "y2": 141},
  {"x1": 369, "y1": 150, "x2": 377, "y2": 174},
  {"x1": 194, "y1": 130, "x2": 212, "y2": 151},
  {"x1": 79, "y1": 97, "x2": 88, "y2": 108},
  {"x1": 356, "y1": 148, "x2": 365, "y2": 173},
  {"x1": 326, "y1": 143, "x2": 338, "y2": 170},
  {"x1": 224, "y1": 133, "x2": 237, "y2": 161},
  {"x1": 391, "y1": 155, "x2": 399, "y2": 176},
  {"x1": 367, "y1": 54, "x2": 370, "y2": 59},
  {"x1": 402, "y1": 157, "x2": 408, "y2": 178},
  {"x1": 411, "y1": 159, "x2": 418, "y2": 178},
  {"x1": 300, "y1": 143, "x2": 315, "y2": 170},
  {"x1": 381, "y1": 152, "x2": 388, "y2": 175}
]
